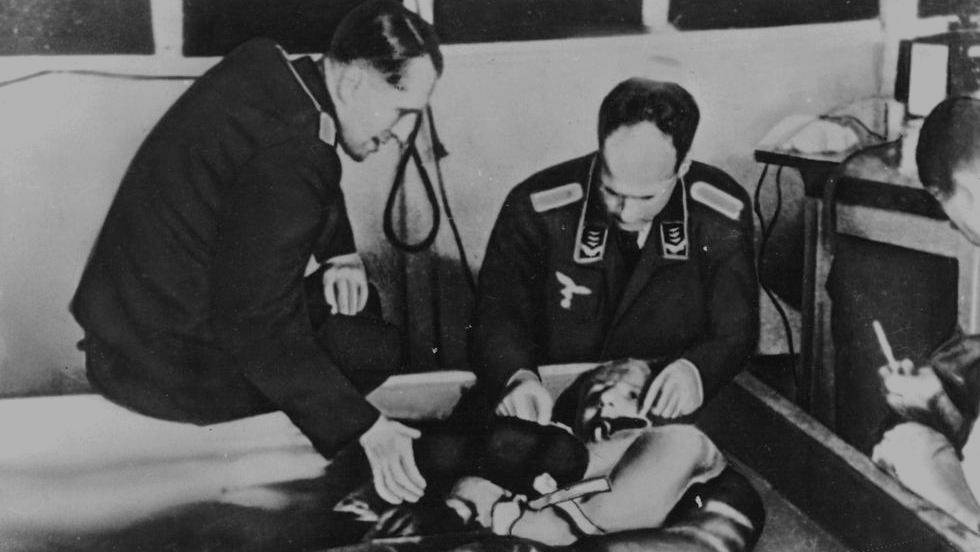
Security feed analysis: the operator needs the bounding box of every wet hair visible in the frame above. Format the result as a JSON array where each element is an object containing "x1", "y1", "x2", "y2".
[
  {"x1": 328, "y1": 0, "x2": 443, "y2": 86},
  {"x1": 597, "y1": 78, "x2": 700, "y2": 170},
  {"x1": 917, "y1": 96, "x2": 980, "y2": 199}
]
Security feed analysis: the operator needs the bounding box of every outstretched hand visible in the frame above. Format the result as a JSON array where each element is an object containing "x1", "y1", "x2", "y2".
[{"x1": 359, "y1": 415, "x2": 426, "y2": 504}]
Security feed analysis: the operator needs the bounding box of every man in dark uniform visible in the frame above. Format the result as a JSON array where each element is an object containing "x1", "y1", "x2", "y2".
[
  {"x1": 464, "y1": 79, "x2": 762, "y2": 547},
  {"x1": 71, "y1": 0, "x2": 441, "y2": 505},
  {"x1": 473, "y1": 78, "x2": 759, "y2": 424}
]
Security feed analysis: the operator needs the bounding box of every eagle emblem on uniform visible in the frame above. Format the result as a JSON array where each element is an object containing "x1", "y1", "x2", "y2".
[{"x1": 556, "y1": 271, "x2": 591, "y2": 310}]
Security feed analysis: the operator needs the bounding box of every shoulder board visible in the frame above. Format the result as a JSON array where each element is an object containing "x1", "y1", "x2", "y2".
[
  {"x1": 690, "y1": 181, "x2": 743, "y2": 221},
  {"x1": 530, "y1": 183, "x2": 583, "y2": 213}
]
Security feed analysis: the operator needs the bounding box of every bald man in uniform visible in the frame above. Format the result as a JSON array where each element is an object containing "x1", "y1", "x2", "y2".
[{"x1": 464, "y1": 78, "x2": 762, "y2": 548}]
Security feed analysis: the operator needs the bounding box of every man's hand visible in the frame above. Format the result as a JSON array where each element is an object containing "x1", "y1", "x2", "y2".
[
  {"x1": 496, "y1": 374, "x2": 554, "y2": 425},
  {"x1": 641, "y1": 359, "x2": 703, "y2": 419},
  {"x1": 359, "y1": 415, "x2": 426, "y2": 505},
  {"x1": 879, "y1": 359, "x2": 944, "y2": 418},
  {"x1": 323, "y1": 253, "x2": 368, "y2": 316},
  {"x1": 879, "y1": 359, "x2": 964, "y2": 436}
]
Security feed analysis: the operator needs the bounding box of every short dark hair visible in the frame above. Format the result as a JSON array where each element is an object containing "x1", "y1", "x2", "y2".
[
  {"x1": 917, "y1": 96, "x2": 980, "y2": 198},
  {"x1": 597, "y1": 78, "x2": 700, "y2": 169},
  {"x1": 329, "y1": 0, "x2": 443, "y2": 86}
]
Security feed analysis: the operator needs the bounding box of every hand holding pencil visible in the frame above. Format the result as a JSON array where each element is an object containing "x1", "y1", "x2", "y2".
[
  {"x1": 873, "y1": 320, "x2": 964, "y2": 436},
  {"x1": 873, "y1": 320, "x2": 914, "y2": 376}
]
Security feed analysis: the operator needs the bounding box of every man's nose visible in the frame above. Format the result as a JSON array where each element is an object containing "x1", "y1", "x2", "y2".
[
  {"x1": 606, "y1": 196, "x2": 625, "y2": 215},
  {"x1": 619, "y1": 200, "x2": 643, "y2": 222}
]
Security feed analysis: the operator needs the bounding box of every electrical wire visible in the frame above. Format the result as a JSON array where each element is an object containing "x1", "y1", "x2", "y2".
[
  {"x1": 383, "y1": 137, "x2": 442, "y2": 253},
  {"x1": 819, "y1": 113, "x2": 887, "y2": 143},
  {"x1": 425, "y1": 105, "x2": 477, "y2": 294},
  {"x1": 381, "y1": 106, "x2": 477, "y2": 295},
  {"x1": 753, "y1": 164, "x2": 798, "y2": 362}
]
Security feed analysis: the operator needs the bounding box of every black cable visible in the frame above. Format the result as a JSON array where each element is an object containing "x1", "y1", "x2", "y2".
[
  {"x1": 819, "y1": 113, "x2": 887, "y2": 143},
  {"x1": 383, "y1": 139, "x2": 442, "y2": 253},
  {"x1": 753, "y1": 164, "x2": 797, "y2": 360},
  {"x1": 426, "y1": 105, "x2": 477, "y2": 294},
  {"x1": 381, "y1": 108, "x2": 477, "y2": 295},
  {"x1": 0, "y1": 70, "x2": 196, "y2": 89}
]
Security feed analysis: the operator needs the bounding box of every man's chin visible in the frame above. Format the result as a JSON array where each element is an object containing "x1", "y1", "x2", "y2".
[
  {"x1": 614, "y1": 221, "x2": 647, "y2": 233},
  {"x1": 337, "y1": 140, "x2": 372, "y2": 162}
]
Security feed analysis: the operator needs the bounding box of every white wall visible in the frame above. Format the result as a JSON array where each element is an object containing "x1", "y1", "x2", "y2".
[{"x1": 0, "y1": 20, "x2": 886, "y2": 395}]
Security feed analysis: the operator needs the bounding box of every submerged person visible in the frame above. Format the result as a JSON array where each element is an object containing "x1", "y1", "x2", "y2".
[
  {"x1": 873, "y1": 96, "x2": 980, "y2": 532},
  {"x1": 71, "y1": 0, "x2": 442, "y2": 505},
  {"x1": 361, "y1": 358, "x2": 760, "y2": 550},
  {"x1": 451, "y1": 359, "x2": 734, "y2": 547}
]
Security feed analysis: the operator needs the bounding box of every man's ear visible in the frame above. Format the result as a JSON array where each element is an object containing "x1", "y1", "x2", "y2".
[{"x1": 335, "y1": 64, "x2": 364, "y2": 106}]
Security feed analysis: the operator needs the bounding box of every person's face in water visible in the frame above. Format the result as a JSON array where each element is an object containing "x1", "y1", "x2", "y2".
[
  {"x1": 333, "y1": 56, "x2": 438, "y2": 161},
  {"x1": 577, "y1": 359, "x2": 652, "y2": 441}
]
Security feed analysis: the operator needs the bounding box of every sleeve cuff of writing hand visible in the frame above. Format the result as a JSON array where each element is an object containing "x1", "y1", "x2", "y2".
[{"x1": 241, "y1": 339, "x2": 380, "y2": 458}]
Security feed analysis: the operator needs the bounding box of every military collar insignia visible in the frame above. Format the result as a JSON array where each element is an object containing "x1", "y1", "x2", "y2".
[
  {"x1": 573, "y1": 155, "x2": 609, "y2": 264},
  {"x1": 556, "y1": 271, "x2": 592, "y2": 309},
  {"x1": 276, "y1": 44, "x2": 337, "y2": 148},
  {"x1": 573, "y1": 154, "x2": 692, "y2": 264},
  {"x1": 659, "y1": 178, "x2": 689, "y2": 261}
]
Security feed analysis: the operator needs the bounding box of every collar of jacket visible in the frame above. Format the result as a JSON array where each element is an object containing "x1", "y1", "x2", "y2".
[
  {"x1": 287, "y1": 54, "x2": 338, "y2": 147},
  {"x1": 572, "y1": 153, "x2": 689, "y2": 265}
]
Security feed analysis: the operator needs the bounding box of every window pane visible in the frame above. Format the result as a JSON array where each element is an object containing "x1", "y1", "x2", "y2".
[
  {"x1": 919, "y1": 0, "x2": 967, "y2": 18},
  {"x1": 183, "y1": 0, "x2": 366, "y2": 57},
  {"x1": 0, "y1": 0, "x2": 153, "y2": 55},
  {"x1": 433, "y1": 0, "x2": 644, "y2": 44},
  {"x1": 668, "y1": 0, "x2": 878, "y2": 30}
]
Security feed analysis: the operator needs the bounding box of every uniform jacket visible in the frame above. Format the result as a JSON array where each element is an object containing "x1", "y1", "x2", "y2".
[
  {"x1": 473, "y1": 153, "x2": 759, "y2": 402},
  {"x1": 71, "y1": 38, "x2": 378, "y2": 457}
]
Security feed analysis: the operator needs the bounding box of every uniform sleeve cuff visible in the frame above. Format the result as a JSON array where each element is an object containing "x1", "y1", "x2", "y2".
[
  {"x1": 325, "y1": 252, "x2": 361, "y2": 265},
  {"x1": 505, "y1": 368, "x2": 541, "y2": 389},
  {"x1": 677, "y1": 358, "x2": 704, "y2": 407}
]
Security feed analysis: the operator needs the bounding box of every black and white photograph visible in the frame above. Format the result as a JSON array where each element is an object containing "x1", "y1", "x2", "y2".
[{"x1": 1, "y1": 1, "x2": 980, "y2": 550}]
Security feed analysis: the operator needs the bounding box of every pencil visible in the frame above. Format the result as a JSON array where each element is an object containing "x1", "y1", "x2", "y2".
[{"x1": 872, "y1": 320, "x2": 899, "y2": 372}]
